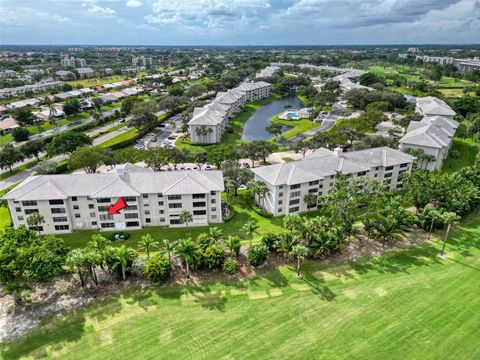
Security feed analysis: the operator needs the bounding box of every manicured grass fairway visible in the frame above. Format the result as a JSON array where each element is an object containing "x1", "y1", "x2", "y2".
[
  {"x1": 4, "y1": 213, "x2": 480, "y2": 359},
  {"x1": 442, "y1": 139, "x2": 478, "y2": 173}
]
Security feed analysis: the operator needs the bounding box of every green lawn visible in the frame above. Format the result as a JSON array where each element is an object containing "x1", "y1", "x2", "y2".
[
  {"x1": 270, "y1": 115, "x2": 320, "y2": 139},
  {"x1": 66, "y1": 75, "x2": 128, "y2": 88},
  {"x1": 0, "y1": 206, "x2": 11, "y2": 230},
  {"x1": 58, "y1": 192, "x2": 284, "y2": 248},
  {"x1": 99, "y1": 128, "x2": 140, "y2": 148},
  {"x1": 442, "y1": 139, "x2": 478, "y2": 173},
  {"x1": 4, "y1": 212, "x2": 480, "y2": 359}
]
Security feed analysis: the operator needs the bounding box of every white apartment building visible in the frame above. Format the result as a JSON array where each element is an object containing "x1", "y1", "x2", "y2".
[
  {"x1": 415, "y1": 56, "x2": 454, "y2": 65},
  {"x1": 399, "y1": 97, "x2": 458, "y2": 170},
  {"x1": 251, "y1": 147, "x2": 415, "y2": 216},
  {"x1": 454, "y1": 58, "x2": 480, "y2": 73},
  {"x1": 256, "y1": 65, "x2": 280, "y2": 78},
  {"x1": 0, "y1": 81, "x2": 64, "y2": 99},
  {"x1": 3, "y1": 165, "x2": 225, "y2": 234},
  {"x1": 76, "y1": 67, "x2": 96, "y2": 79},
  {"x1": 61, "y1": 56, "x2": 86, "y2": 68},
  {"x1": 188, "y1": 81, "x2": 271, "y2": 144},
  {"x1": 132, "y1": 56, "x2": 153, "y2": 68}
]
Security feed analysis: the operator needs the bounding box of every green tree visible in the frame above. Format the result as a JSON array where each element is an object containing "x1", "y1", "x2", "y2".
[
  {"x1": 68, "y1": 146, "x2": 108, "y2": 173},
  {"x1": 0, "y1": 144, "x2": 25, "y2": 172},
  {"x1": 179, "y1": 210, "x2": 193, "y2": 228},
  {"x1": 13, "y1": 106, "x2": 36, "y2": 127},
  {"x1": 46, "y1": 132, "x2": 92, "y2": 156},
  {"x1": 290, "y1": 244, "x2": 309, "y2": 278},
  {"x1": 176, "y1": 237, "x2": 197, "y2": 278},
  {"x1": 222, "y1": 159, "x2": 253, "y2": 196},
  {"x1": 20, "y1": 139, "x2": 44, "y2": 161},
  {"x1": 26, "y1": 212, "x2": 45, "y2": 236},
  {"x1": 247, "y1": 243, "x2": 269, "y2": 267},
  {"x1": 160, "y1": 239, "x2": 177, "y2": 264},
  {"x1": 439, "y1": 212, "x2": 461, "y2": 257},
  {"x1": 265, "y1": 122, "x2": 283, "y2": 137},
  {"x1": 209, "y1": 227, "x2": 223, "y2": 242},
  {"x1": 242, "y1": 220, "x2": 259, "y2": 248},
  {"x1": 112, "y1": 245, "x2": 136, "y2": 281},
  {"x1": 303, "y1": 193, "x2": 319, "y2": 212},
  {"x1": 130, "y1": 102, "x2": 158, "y2": 130},
  {"x1": 138, "y1": 234, "x2": 158, "y2": 259},
  {"x1": 12, "y1": 127, "x2": 30, "y2": 142},
  {"x1": 63, "y1": 98, "x2": 81, "y2": 115},
  {"x1": 224, "y1": 235, "x2": 241, "y2": 257}
]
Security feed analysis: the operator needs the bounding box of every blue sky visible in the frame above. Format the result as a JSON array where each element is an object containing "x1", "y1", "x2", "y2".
[{"x1": 1, "y1": 0, "x2": 479, "y2": 45}]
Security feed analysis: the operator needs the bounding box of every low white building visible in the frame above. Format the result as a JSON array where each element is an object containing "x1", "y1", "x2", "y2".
[
  {"x1": 3, "y1": 165, "x2": 225, "y2": 234},
  {"x1": 0, "y1": 81, "x2": 64, "y2": 99},
  {"x1": 399, "y1": 97, "x2": 458, "y2": 170},
  {"x1": 189, "y1": 81, "x2": 271, "y2": 144},
  {"x1": 251, "y1": 147, "x2": 415, "y2": 216}
]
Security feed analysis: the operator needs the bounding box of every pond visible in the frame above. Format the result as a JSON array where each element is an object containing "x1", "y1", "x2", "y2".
[{"x1": 241, "y1": 96, "x2": 305, "y2": 141}]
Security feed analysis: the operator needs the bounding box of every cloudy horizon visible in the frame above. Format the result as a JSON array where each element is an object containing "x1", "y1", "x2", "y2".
[{"x1": 1, "y1": 0, "x2": 479, "y2": 45}]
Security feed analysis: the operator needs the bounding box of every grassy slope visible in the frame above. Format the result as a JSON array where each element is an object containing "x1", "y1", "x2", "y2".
[
  {"x1": 0, "y1": 206, "x2": 11, "y2": 230},
  {"x1": 57, "y1": 192, "x2": 284, "y2": 248},
  {"x1": 270, "y1": 115, "x2": 320, "y2": 139},
  {"x1": 443, "y1": 121, "x2": 479, "y2": 173},
  {"x1": 4, "y1": 213, "x2": 480, "y2": 359}
]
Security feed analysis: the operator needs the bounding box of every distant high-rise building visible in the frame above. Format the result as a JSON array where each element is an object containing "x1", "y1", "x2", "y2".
[
  {"x1": 132, "y1": 56, "x2": 153, "y2": 68},
  {"x1": 61, "y1": 56, "x2": 87, "y2": 68}
]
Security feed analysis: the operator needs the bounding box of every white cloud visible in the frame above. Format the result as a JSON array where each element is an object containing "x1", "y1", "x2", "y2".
[
  {"x1": 87, "y1": 4, "x2": 116, "y2": 16},
  {"x1": 0, "y1": 6, "x2": 72, "y2": 26},
  {"x1": 126, "y1": 0, "x2": 142, "y2": 7}
]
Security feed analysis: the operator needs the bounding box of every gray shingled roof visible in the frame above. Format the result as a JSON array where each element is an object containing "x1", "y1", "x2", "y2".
[
  {"x1": 417, "y1": 97, "x2": 456, "y2": 116},
  {"x1": 3, "y1": 168, "x2": 224, "y2": 201},
  {"x1": 251, "y1": 147, "x2": 415, "y2": 186}
]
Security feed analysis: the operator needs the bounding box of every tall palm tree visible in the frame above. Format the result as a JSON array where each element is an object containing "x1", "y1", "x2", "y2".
[
  {"x1": 290, "y1": 244, "x2": 309, "y2": 278},
  {"x1": 113, "y1": 245, "x2": 130, "y2": 281},
  {"x1": 179, "y1": 210, "x2": 193, "y2": 229},
  {"x1": 242, "y1": 220, "x2": 259, "y2": 248},
  {"x1": 225, "y1": 180, "x2": 236, "y2": 204},
  {"x1": 138, "y1": 234, "x2": 158, "y2": 259},
  {"x1": 176, "y1": 237, "x2": 197, "y2": 278},
  {"x1": 303, "y1": 193, "x2": 319, "y2": 212},
  {"x1": 440, "y1": 212, "x2": 460, "y2": 257},
  {"x1": 66, "y1": 249, "x2": 87, "y2": 288},
  {"x1": 161, "y1": 239, "x2": 177, "y2": 264},
  {"x1": 26, "y1": 212, "x2": 45, "y2": 236},
  {"x1": 427, "y1": 209, "x2": 443, "y2": 240}
]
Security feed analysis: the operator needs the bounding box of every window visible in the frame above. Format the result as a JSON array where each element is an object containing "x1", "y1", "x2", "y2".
[
  {"x1": 144, "y1": 203, "x2": 149, "y2": 207},
  {"x1": 290, "y1": 191, "x2": 301, "y2": 198},
  {"x1": 159, "y1": 210, "x2": 164, "y2": 214},
  {"x1": 49, "y1": 199, "x2": 64, "y2": 205},
  {"x1": 170, "y1": 219, "x2": 181, "y2": 225},
  {"x1": 101, "y1": 222, "x2": 114, "y2": 228},
  {"x1": 90, "y1": 212, "x2": 96, "y2": 218},
  {"x1": 193, "y1": 202, "x2": 206, "y2": 207},
  {"x1": 384, "y1": 173, "x2": 392, "y2": 178},
  {"x1": 53, "y1": 217, "x2": 68, "y2": 222},
  {"x1": 309, "y1": 180, "x2": 319, "y2": 186},
  {"x1": 96, "y1": 198, "x2": 111, "y2": 203},
  {"x1": 124, "y1": 197, "x2": 136, "y2": 202},
  {"x1": 385, "y1": 166, "x2": 394, "y2": 171},
  {"x1": 211, "y1": 191, "x2": 216, "y2": 195},
  {"x1": 160, "y1": 218, "x2": 165, "y2": 222},
  {"x1": 212, "y1": 207, "x2": 217, "y2": 212},
  {"x1": 211, "y1": 199, "x2": 216, "y2": 204},
  {"x1": 400, "y1": 163, "x2": 409, "y2": 168},
  {"x1": 99, "y1": 214, "x2": 114, "y2": 221},
  {"x1": 289, "y1": 199, "x2": 300, "y2": 205},
  {"x1": 289, "y1": 206, "x2": 299, "y2": 213},
  {"x1": 145, "y1": 218, "x2": 151, "y2": 224},
  {"x1": 279, "y1": 185, "x2": 284, "y2": 189},
  {"x1": 54, "y1": 225, "x2": 69, "y2": 231},
  {"x1": 98, "y1": 206, "x2": 109, "y2": 212},
  {"x1": 73, "y1": 205, "x2": 79, "y2": 210},
  {"x1": 169, "y1": 203, "x2": 182, "y2": 209},
  {"x1": 357, "y1": 171, "x2": 367, "y2": 176},
  {"x1": 29, "y1": 226, "x2": 43, "y2": 232},
  {"x1": 75, "y1": 214, "x2": 81, "y2": 218},
  {"x1": 125, "y1": 213, "x2": 139, "y2": 219},
  {"x1": 278, "y1": 208, "x2": 282, "y2": 213},
  {"x1": 125, "y1": 205, "x2": 137, "y2": 211},
  {"x1": 126, "y1": 221, "x2": 139, "y2": 227},
  {"x1": 51, "y1": 208, "x2": 66, "y2": 214},
  {"x1": 72, "y1": 196, "x2": 78, "y2": 201},
  {"x1": 22, "y1": 200, "x2": 37, "y2": 206},
  {"x1": 91, "y1": 221, "x2": 97, "y2": 226},
  {"x1": 145, "y1": 210, "x2": 150, "y2": 215},
  {"x1": 308, "y1": 188, "x2": 318, "y2": 193},
  {"x1": 158, "y1": 201, "x2": 164, "y2": 206},
  {"x1": 157, "y1": 193, "x2": 163, "y2": 198},
  {"x1": 168, "y1": 194, "x2": 181, "y2": 200},
  {"x1": 193, "y1": 210, "x2": 207, "y2": 215},
  {"x1": 290, "y1": 184, "x2": 301, "y2": 190},
  {"x1": 193, "y1": 194, "x2": 206, "y2": 199},
  {"x1": 15, "y1": 207, "x2": 21, "y2": 212},
  {"x1": 279, "y1": 192, "x2": 283, "y2": 197},
  {"x1": 329, "y1": 182, "x2": 334, "y2": 187},
  {"x1": 25, "y1": 209, "x2": 39, "y2": 215},
  {"x1": 88, "y1": 204, "x2": 94, "y2": 209},
  {"x1": 278, "y1": 200, "x2": 283, "y2": 205},
  {"x1": 212, "y1": 215, "x2": 217, "y2": 219},
  {"x1": 17, "y1": 216, "x2": 24, "y2": 221},
  {"x1": 143, "y1": 194, "x2": 148, "y2": 199}
]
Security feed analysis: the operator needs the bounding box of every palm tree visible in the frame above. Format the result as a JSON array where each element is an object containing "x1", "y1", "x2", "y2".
[
  {"x1": 439, "y1": 212, "x2": 460, "y2": 257},
  {"x1": 303, "y1": 193, "x2": 319, "y2": 212},
  {"x1": 277, "y1": 232, "x2": 298, "y2": 258},
  {"x1": 224, "y1": 235, "x2": 241, "y2": 256},
  {"x1": 176, "y1": 237, "x2": 197, "y2": 278},
  {"x1": 26, "y1": 212, "x2": 45, "y2": 236},
  {"x1": 242, "y1": 220, "x2": 259, "y2": 248},
  {"x1": 48, "y1": 104, "x2": 58, "y2": 132},
  {"x1": 138, "y1": 234, "x2": 158, "y2": 259},
  {"x1": 209, "y1": 227, "x2": 223, "y2": 242},
  {"x1": 66, "y1": 249, "x2": 87, "y2": 288},
  {"x1": 161, "y1": 239, "x2": 177, "y2": 264},
  {"x1": 225, "y1": 180, "x2": 236, "y2": 204},
  {"x1": 179, "y1": 210, "x2": 193, "y2": 229},
  {"x1": 427, "y1": 209, "x2": 443, "y2": 240},
  {"x1": 290, "y1": 244, "x2": 309, "y2": 278},
  {"x1": 113, "y1": 245, "x2": 130, "y2": 281}
]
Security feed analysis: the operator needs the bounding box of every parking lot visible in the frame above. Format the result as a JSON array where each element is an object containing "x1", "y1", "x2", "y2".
[{"x1": 134, "y1": 113, "x2": 184, "y2": 150}]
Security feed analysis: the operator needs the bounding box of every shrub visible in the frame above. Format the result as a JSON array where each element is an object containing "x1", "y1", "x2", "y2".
[
  {"x1": 202, "y1": 244, "x2": 226, "y2": 270},
  {"x1": 12, "y1": 127, "x2": 30, "y2": 142},
  {"x1": 224, "y1": 235, "x2": 241, "y2": 256},
  {"x1": 196, "y1": 233, "x2": 213, "y2": 251},
  {"x1": 450, "y1": 150, "x2": 461, "y2": 159},
  {"x1": 106, "y1": 231, "x2": 130, "y2": 241},
  {"x1": 247, "y1": 244, "x2": 269, "y2": 267},
  {"x1": 144, "y1": 255, "x2": 171, "y2": 282},
  {"x1": 260, "y1": 232, "x2": 280, "y2": 250},
  {"x1": 223, "y1": 257, "x2": 238, "y2": 275}
]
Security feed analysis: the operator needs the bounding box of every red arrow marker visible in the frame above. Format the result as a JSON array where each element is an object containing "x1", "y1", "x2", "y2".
[{"x1": 108, "y1": 197, "x2": 128, "y2": 215}]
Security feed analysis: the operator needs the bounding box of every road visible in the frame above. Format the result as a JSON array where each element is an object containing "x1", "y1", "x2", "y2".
[
  {"x1": 304, "y1": 103, "x2": 344, "y2": 137},
  {"x1": 0, "y1": 124, "x2": 131, "y2": 192}
]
